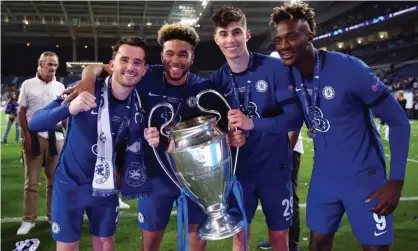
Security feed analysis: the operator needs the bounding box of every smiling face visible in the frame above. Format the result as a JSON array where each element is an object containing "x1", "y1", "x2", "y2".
[
  {"x1": 161, "y1": 39, "x2": 194, "y2": 82},
  {"x1": 109, "y1": 44, "x2": 147, "y2": 88},
  {"x1": 273, "y1": 18, "x2": 313, "y2": 67},
  {"x1": 214, "y1": 21, "x2": 251, "y2": 61}
]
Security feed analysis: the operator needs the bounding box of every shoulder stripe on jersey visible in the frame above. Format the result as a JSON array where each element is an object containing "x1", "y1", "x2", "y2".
[{"x1": 367, "y1": 89, "x2": 390, "y2": 108}]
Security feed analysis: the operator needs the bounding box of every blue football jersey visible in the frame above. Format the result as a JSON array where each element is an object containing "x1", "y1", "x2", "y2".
[
  {"x1": 291, "y1": 51, "x2": 390, "y2": 178},
  {"x1": 136, "y1": 65, "x2": 224, "y2": 177},
  {"x1": 210, "y1": 53, "x2": 304, "y2": 172},
  {"x1": 29, "y1": 79, "x2": 132, "y2": 187}
]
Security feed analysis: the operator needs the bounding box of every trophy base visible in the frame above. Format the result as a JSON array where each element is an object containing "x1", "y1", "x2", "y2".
[{"x1": 197, "y1": 210, "x2": 245, "y2": 241}]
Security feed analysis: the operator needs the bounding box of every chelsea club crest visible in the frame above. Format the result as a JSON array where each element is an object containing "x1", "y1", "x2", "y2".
[
  {"x1": 255, "y1": 80, "x2": 268, "y2": 93},
  {"x1": 322, "y1": 86, "x2": 335, "y2": 100},
  {"x1": 125, "y1": 162, "x2": 146, "y2": 187},
  {"x1": 51, "y1": 222, "x2": 60, "y2": 234},
  {"x1": 94, "y1": 157, "x2": 111, "y2": 184},
  {"x1": 187, "y1": 96, "x2": 197, "y2": 108}
]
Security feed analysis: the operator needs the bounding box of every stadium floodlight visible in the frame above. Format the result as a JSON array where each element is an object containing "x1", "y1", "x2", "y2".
[
  {"x1": 128, "y1": 19, "x2": 134, "y2": 27},
  {"x1": 180, "y1": 18, "x2": 197, "y2": 26}
]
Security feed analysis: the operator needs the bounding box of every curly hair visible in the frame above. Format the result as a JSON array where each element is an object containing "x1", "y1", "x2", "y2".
[
  {"x1": 157, "y1": 24, "x2": 200, "y2": 50},
  {"x1": 112, "y1": 36, "x2": 148, "y2": 61},
  {"x1": 211, "y1": 6, "x2": 246, "y2": 29},
  {"x1": 270, "y1": 2, "x2": 316, "y2": 35}
]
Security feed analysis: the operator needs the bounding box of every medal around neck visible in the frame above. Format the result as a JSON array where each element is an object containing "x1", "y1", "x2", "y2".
[{"x1": 148, "y1": 93, "x2": 244, "y2": 240}]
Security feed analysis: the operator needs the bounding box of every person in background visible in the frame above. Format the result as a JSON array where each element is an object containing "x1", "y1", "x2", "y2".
[
  {"x1": 396, "y1": 90, "x2": 407, "y2": 114},
  {"x1": 1, "y1": 92, "x2": 20, "y2": 144},
  {"x1": 16, "y1": 51, "x2": 66, "y2": 235}
]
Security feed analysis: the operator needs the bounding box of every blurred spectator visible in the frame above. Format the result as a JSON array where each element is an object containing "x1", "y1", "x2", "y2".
[
  {"x1": 396, "y1": 90, "x2": 407, "y2": 114},
  {"x1": 16, "y1": 51, "x2": 66, "y2": 235},
  {"x1": 1, "y1": 92, "x2": 20, "y2": 143}
]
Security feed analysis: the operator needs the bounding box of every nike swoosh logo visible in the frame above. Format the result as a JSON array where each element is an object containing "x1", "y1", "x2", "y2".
[
  {"x1": 374, "y1": 230, "x2": 388, "y2": 236},
  {"x1": 295, "y1": 88, "x2": 301, "y2": 91},
  {"x1": 224, "y1": 90, "x2": 233, "y2": 97},
  {"x1": 91, "y1": 110, "x2": 98, "y2": 115},
  {"x1": 285, "y1": 216, "x2": 292, "y2": 221},
  {"x1": 148, "y1": 92, "x2": 166, "y2": 98}
]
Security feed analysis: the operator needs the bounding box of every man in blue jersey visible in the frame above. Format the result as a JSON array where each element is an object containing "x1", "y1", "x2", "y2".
[
  {"x1": 270, "y1": 3, "x2": 410, "y2": 251},
  {"x1": 29, "y1": 37, "x2": 159, "y2": 251},
  {"x1": 210, "y1": 6, "x2": 304, "y2": 251},
  {"x1": 61, "y1": 24, "x2": 246, "y2": 251}
]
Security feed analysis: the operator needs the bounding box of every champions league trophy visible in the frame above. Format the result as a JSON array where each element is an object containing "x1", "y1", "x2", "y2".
[{"x1": 148, "y1": 90, "x2": 244, "y2": 241}]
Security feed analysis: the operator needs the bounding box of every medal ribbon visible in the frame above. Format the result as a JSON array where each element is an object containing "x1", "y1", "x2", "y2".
[
  {"x1": 297, "y1": 49, "x2": 321, "y2": 133},
  {"x1": 229, "y1": 53, "x2": 254, "y2": 113}
]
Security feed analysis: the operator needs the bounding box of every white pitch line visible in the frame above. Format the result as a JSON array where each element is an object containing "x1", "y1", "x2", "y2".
[
  {"x1": 2, "y1": 197, "x2": 418, "y2": 223},
  {"x1": 385, "y1": 154, "x2": 418, "y2": 163}
]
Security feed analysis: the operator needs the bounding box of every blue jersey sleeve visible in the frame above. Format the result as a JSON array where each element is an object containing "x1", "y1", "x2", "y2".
[
  {"x1": 29, "y1": 96, "x2": 71, "y2": 132},
  {"x1": 348, "y1": 57, "x2": 390, "y2": 105},
  {"x1": 252, "y1": 68, "x2": 304, "y2": 133},
  {"x1": 252, "y1": 95, "x2": 303, "y2": 133},
  {"x1": 349, "y1": 57, "x2": 410, "y2": 180}
]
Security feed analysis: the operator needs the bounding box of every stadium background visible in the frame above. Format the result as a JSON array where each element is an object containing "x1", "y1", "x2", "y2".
[{"x1": 1, "y1": 1, "x2": 418, "y2": 250}]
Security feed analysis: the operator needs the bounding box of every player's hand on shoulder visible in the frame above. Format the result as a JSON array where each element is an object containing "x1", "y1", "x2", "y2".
[
  {"x1": 68, "y1": 91, "x2": 97, "y2": 116},
  {"x1": 144, "y1": 127, "x2": 160, "y2": 148},
  {"x1": 228, "y1": 109, "x2": 254, "y2": 131},
  {"x1": 62, "y1": 75, "x2": 96, "y2": 104},
  {"x1": 227, "y1": 129, "x2": 246, "y2": 147},
  {"x1": 366, "y1": 179, "x2": 404, "y2": 216}
]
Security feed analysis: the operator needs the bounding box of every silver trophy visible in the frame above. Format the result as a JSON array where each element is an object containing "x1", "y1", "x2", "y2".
[{"x1": 147, "y1": 89, "x2": 243, "y2": 240}]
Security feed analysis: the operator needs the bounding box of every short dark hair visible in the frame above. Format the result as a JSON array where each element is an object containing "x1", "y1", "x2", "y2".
[
  {"x1": 157, "y1": 24, "x2": 200, "y2": 50},
  {"x1": 112, "y1": 36, "x2": 148, "y2": 61},
  {"x1": 270, "y1": 2, "x2": 316, "y2": 35},
  {"x1": 211, "y1": 6, "x2": 247, "y2": 30}
]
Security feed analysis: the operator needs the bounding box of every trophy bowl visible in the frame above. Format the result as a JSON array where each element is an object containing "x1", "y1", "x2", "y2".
[{"x1": 148, "y1": 104, "x2": 244, "y2": 240}]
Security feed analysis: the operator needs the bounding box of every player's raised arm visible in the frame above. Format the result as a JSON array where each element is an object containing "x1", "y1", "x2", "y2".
[
  {"x1": 61, "y1": 64, "x2": 111, "y2": 104},
  {"x1": 28, "y1": 98, "x2": 71, "y2": 132},
  {"x1": 29, "y1": 92, "x2": 97, "y2": 132},
  {"x1": 227, "y1": 76, "x2": 304, "y2": 133},
  {"x1": 253, "y1": 89, "x2": 304, "y2": 133}
]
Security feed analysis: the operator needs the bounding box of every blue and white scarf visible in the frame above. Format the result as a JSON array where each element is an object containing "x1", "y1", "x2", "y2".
[{"x1": 93, "y1": 76, "x2": 152, "y2": 200}]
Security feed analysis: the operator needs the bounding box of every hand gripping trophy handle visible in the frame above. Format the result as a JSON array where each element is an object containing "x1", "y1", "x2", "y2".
[
  {"x1": 147, "y1": 102, "x2": 183, "y2": 190},
  {"x1": 195, "y1": 89, "x2": 240, "y2": 176}
]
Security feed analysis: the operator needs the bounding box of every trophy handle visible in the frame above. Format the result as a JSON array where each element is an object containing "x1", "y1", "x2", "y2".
[
  {"x1": 196, "y1": 89, "x2": 240, "y2": 176},
  {"x1": 196, "y1": 89, "x2": 232, "y2": 123},
  {"x1": 148, "y1": 102, "x2": 175, "y2": 139},
  {"x1": 147, "y1": 102, "x2": 183, "y2": 190}
]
